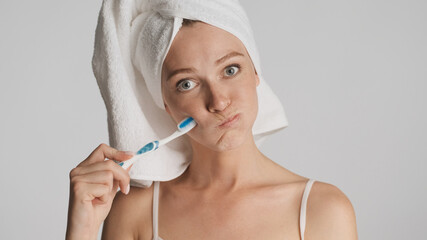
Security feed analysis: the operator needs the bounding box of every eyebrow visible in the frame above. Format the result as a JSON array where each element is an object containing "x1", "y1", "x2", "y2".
[
  {"x1": 166, "y1": 68, "x2": 196, "y2": 82},
  {"x1": 166, "y1": 51, "x2": 245, "y2": 81},
  {"x1": 215, "y1": 51, "x2": 245, "y2": 65}
]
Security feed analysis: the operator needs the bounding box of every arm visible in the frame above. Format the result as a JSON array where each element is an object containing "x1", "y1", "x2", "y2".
[
  {"x1": 305, "y1": 182, "x2": 358, "y2": 240},
  {"x1": 66, "y1": 144, "x2": 133, "y2": 240}
]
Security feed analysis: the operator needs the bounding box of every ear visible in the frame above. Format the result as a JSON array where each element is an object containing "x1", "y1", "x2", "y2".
[
  {"x1": 161, "y1": 88, "x2": 172, "y2": 115},
  {"x1": 254, "y1": 68, "x2": 260, "y2": 87},
  {"x1": 164, "y1": 102, "x2": 171, "y2": 115}
]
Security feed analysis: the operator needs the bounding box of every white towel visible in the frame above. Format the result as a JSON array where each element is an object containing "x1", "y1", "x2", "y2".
[{"x1": 92, "y1": 0, "x2": 289, "y2": 188}]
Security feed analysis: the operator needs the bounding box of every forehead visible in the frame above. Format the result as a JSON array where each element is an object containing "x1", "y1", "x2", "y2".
[{"x1": 163, "y1": 22, "x2": 249, "y2": 71}]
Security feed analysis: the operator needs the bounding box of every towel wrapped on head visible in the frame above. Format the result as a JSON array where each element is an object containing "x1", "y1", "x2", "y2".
[{"x1": 92, "y1": 0, "x2": 289, "y2": 188}]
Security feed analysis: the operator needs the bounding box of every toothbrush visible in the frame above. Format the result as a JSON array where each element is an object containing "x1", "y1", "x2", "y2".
[{"x1": 115, "y1": 117, "x2": 197, "y2": 169}]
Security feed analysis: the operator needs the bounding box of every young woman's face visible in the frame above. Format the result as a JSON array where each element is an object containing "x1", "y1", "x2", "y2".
[{"x1": 161, "y1": 22, "x2": 260, "y2": 152}]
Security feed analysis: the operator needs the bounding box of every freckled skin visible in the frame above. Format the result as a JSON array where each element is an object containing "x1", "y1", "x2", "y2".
[{"x1": 161, "y1": 22, "x2": 260, "y2": 152}]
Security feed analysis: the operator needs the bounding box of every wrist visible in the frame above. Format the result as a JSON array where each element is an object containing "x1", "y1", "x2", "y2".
[
  {"x1": 66, "y1": 229, "x2": 99, "y2": 240},
  {"x1": 66, "y1": 220, "x2": 100, "y2": 240}
]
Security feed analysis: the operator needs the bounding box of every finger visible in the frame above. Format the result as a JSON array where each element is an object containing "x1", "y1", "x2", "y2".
[
  {"x1": 89, "y1": 183, "x2": 111, "y2": 204},
  {"x1": 78, "y1": 143, "x2": 134, "y2": 167},
  {"x1": 72, "y1": 170, "x2": 115, "y2": 191},
  {"x1": 74, "y1": 182, "x2": 111, "y2": 203},
  {"x1": 71, "y1": 160, "x2": 130, "y2": 194},
  {"x1": 73, "y1": 165, "x2": 134, "y2": 194},
  {"x1": 74, "y1": 159, "x2": 129, "y2": 177},
  {"x1": 110, "y1": 164, "x2": 134, "y2": 196},
  {"x1": 109, "y1": 180, "x2": 120, "y2": 198}
]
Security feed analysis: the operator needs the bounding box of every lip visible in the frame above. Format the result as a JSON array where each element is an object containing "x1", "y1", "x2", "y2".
[{"x1": 218, "y1": 113, "x2": 240, "y2": 128}]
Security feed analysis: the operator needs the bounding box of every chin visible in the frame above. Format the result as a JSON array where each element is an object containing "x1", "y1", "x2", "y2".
[
  {"x1": 208, "y1": 122, "x2": 258, "y2": 152},
  {"x1": 213, "y1": 132, "x2": 246, "y2": 152},
  {"x1": 189, "y1": 131, "x2": 245, "y2": 152}
]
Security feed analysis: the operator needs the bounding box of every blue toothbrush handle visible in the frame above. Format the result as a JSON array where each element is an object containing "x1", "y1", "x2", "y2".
[
  {"x1": 136, "y1": 141, "x2": 159, "y2": 155},
  {"x1": 115, "y1": 141, "x2": 159, "y2": 169}
]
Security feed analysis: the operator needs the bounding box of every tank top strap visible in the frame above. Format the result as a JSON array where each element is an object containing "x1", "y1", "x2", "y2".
[
  {"x1": 299, "y1": 179, "x2": 316, "y2": 240},
  {"x1": 152, "y1": 181, "x2": 160, "y2": 239}
]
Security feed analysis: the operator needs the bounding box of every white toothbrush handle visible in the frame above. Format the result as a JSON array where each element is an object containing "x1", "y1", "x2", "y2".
[
  {"x1": 117, "y1": 130, "x2": 188, "y2": 169},
  {"x1": 158, "y1": 130, "x2": 185, "y2": 147},
  {"x1": 122, "y1": 158, "x2": 136, "y2": 169}
]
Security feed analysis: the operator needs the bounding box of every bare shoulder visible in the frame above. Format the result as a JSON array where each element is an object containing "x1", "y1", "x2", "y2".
[
  {"x1": 101, "y1": 184, "x2": 154, "y2": 240},
  {"x1": 305, "y1": 181, "x2": 358, "y2": 240}
]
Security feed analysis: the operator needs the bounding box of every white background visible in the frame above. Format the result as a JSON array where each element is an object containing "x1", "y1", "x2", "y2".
[{"x1": 0, "y1": 0, "x2": 426, "y2": 239}]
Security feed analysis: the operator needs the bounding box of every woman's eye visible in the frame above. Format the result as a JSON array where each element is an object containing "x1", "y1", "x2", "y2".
[
  {"x1": 176, "y1": 79, "x2": 196, "y2": 92},
  {"x1": 224, "y1": 65, "x2": 240, "y2": 77}
]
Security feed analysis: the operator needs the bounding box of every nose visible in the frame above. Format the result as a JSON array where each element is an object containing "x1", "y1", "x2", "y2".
[{"x1": 206, "y1": 82, "x2": 231, "y2": 113}]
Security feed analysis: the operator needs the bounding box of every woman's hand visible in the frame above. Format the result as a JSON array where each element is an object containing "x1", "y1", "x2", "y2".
[{"x1": 66, "y1": 143, "x2": 134, "y2": 240}]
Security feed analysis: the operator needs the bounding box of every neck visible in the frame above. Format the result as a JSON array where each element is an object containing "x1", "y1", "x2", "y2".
[{"x1": 181, "y1": 133, "x2": 269, "y2": 191}]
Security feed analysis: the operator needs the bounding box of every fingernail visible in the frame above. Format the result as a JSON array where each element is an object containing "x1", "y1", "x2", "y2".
[{"x1": 125, "y1": 184, "x2": 130, "y2": 195}]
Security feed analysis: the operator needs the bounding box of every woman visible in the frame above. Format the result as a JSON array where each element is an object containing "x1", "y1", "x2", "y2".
[{"x1": 66, "y1": 2, "x2": 358, "y2": 240}]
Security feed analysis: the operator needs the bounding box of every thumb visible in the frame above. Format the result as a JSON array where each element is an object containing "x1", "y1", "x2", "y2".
[{"x1": 116, "y1": 151, "x2": 135, "y2": 161}]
